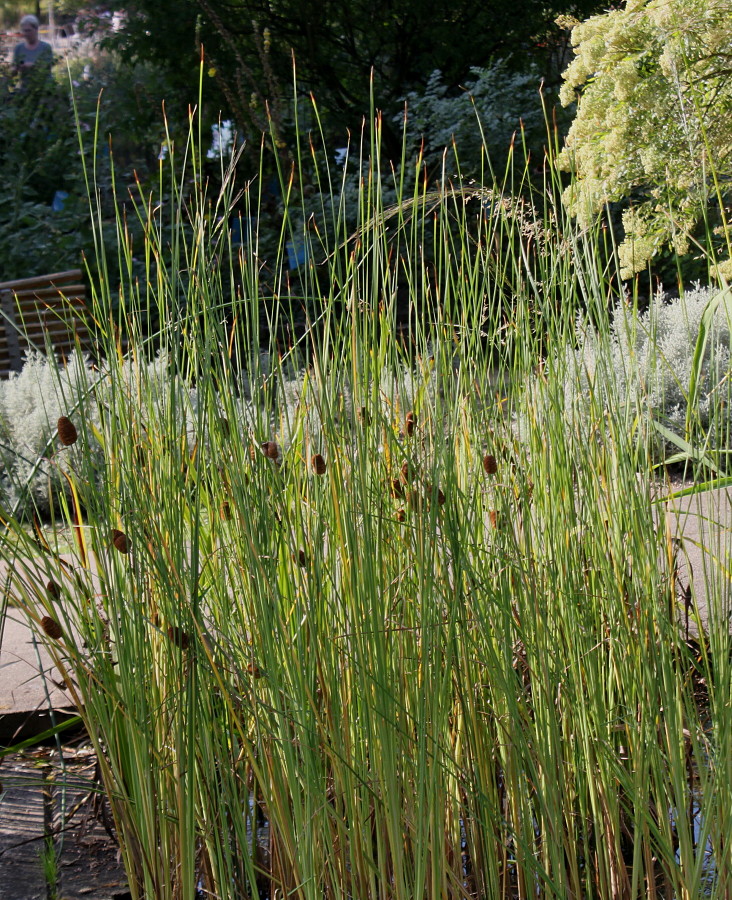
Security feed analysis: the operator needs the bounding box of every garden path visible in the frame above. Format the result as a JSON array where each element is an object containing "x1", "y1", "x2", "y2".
[
  {"x1": 659, "y1": 481, "x2": 732, "y2": 632},
  {"x1": 0, "y1": 746, "x2": 129, "y2": 899}
]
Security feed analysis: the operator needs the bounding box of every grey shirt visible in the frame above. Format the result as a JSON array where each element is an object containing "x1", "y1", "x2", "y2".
[{"x1": 13, "y1": 40, "x2": 53, "y2": 72}]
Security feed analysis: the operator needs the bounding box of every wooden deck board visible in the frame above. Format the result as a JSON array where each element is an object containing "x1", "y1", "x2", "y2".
[
  {"x1": 0, "y1": 758, "x2": 49, "y2": 899},
  {"x1": 0, "y1": 749, "x2": 129, "y2": 899}
]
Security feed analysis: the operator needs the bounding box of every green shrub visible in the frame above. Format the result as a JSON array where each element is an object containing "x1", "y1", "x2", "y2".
[{"x1": 0, "y1": 62, "x2": 85, "y2": 278}]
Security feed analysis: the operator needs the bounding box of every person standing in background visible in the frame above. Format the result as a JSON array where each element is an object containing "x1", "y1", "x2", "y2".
[{"x1": 12, "y1": 15, "x2": 53, "y2": 81}]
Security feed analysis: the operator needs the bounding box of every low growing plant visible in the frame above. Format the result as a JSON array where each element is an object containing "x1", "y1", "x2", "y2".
[{"x1": 560, "y1": 283, "x2": 732, "y2": 467}]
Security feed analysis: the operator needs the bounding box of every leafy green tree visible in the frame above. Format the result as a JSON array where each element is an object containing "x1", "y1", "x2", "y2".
[
  {"x1": 86, "y1": 0, "x2": 605, "y2": 154},
  {"x1": 0, "y1": 43, "x2": 191, "y2": 282},
  {"x1": 0, "y1": 63, "x2": 84, "y2": 279},
  {"x1": 557, "y1": 0, "x2": 732, "y2": 280},
  {"x1": 398, "y1": 61, "x2": 551, "y2": 177}
]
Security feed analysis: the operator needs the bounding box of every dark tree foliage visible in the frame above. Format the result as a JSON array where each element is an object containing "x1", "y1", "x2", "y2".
[
  {"x1": 0, "y1": 63, "x2": 84, "y2": 279},
  {"x1": 85, "y1": 0, "x2": 605, "y2": 152}
]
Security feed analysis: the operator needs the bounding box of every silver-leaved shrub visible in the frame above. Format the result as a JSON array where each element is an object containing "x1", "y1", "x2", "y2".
[
  {"x1": 0, "y1": 351, "x2": 101, "y2": 516},
  {"x1": 567, "y1": 283, "x2": 732, "y2": 456},
  {"x1": 0, "y1": 344, "x2": 448, "y2": 518}
]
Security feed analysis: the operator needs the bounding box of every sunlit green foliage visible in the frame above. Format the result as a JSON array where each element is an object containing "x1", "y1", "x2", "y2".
[{"x1": 558, "y1": 0, "x2": 732, "y2": 279}]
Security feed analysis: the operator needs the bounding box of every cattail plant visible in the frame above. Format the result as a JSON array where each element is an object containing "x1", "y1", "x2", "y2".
[
  {"x1": 0, "y1": 77, "x2": 728, "y2": 900},
  {"x1": 261, "y1": 440, "x2": 280, "y2": 460},
  {"x1": 111, "y1": 529, "x2": 130, "y2": 554}
]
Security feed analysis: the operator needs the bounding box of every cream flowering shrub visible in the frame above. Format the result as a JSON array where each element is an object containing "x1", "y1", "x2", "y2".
[{"x1": 557, "y1": 0, "x2": 732, "y2": 279}]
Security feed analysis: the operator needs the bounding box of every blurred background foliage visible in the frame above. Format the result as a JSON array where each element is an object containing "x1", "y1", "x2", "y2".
[
  {"x1": 1, "y1": 0, "x2": 605, "y2": 284},
  {"x1": 5, "y1": 0, "x2": 716, "y2": 296}
]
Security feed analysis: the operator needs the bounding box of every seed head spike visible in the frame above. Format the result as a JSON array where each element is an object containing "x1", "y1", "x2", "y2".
[
  {"x1": 390, "y1": 478, "x2": 404, "y2": 499},
  {"x1": 112, "y1": 529, "x2": 130, "y2": 554},
  {"x1": 41, "y1": 616, "x2": 63, "y2": 640},
  {"x1": 167, "y1": 625, "x2": 190, "y2": 650},
  {"x1": 57, "y1": 417, "x2": 78, "y2": 446},
  {"x1": 400, "y1": 460, "x2": 416, "y2": 484},
  {"x1": 427, "y1": 482, "x2": 446, "y2": 506}
]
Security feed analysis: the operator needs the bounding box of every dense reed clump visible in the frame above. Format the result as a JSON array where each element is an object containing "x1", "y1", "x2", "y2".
[{"x1": 0, "y1": 96, "x2": 731, "y2": 900}]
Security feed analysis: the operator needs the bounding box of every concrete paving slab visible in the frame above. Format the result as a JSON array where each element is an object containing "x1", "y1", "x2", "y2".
[
  {"x1": 660, "y1": 483, "x2": 732, "y2": 631},
  {"x1": 1, "y1": 614, "x2": 73, "y2": 717},
  {"x1": 1, "y1": 550, "x2": 98, "y2": 725}
]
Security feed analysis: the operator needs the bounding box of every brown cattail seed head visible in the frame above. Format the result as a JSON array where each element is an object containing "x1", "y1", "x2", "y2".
[
  {"x1": 405, "y1": 411, "x2": 416, "y2": 436},
  {"x1": 247, "y1": 661, "x2": 262, "y2": 678},
  {"x1": 311, "y1": 453, "x2": 327, "y2": 475},
  {"x1": 112, "y1": 529, "x2": 130, "y2": 554},
  {"x1": 427, "y1": 482, "x2": 446, "y2": 506},
  {"x1": 390, "y1": 478, "x2": 404, "y2": 499},
  {"x1": 295, "y1": 549, "x2": 307, "y2": 568},
  {"x1": 167, "y1": 625, "x2": 190, "y2": 650},
  {"x1": 46, "y1": 580, "x2": 62, "y2": 600},
  {"x1": 483, "y1": 453, "x2": 498, "y2": 475},
  {"x1": 41, "y1": 615, "x2": 63, "y2": 640},
  {"x1": 261, "y1": 441, "x2": 280, "y2": 460},
  {"x1": 489, "y1": 510, "x2": 499, "y2": 529},
  {"x1": 400, "y1": 460, "x2": 416, "y2": 484},
  {"x1": 57, "y1": 417, "x2": 77, "y2": 446},
  {"x1": 408, "y1": 489, "x2": 429, "y2": 512}
]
